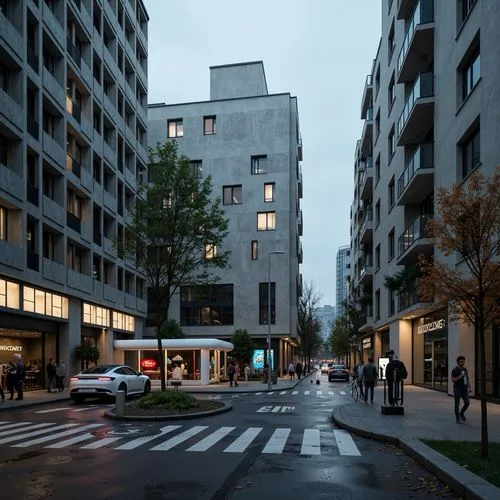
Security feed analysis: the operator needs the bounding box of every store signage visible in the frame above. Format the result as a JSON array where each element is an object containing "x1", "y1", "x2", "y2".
[
  {"x1": 0, "y1": 345, "x2": 23, "y2": 352},
  {"x1": 378, "y1": 357, "x2": 389, "y2": 381},
  {"x1": 417, "y1": 318, "x2": 446, "y2": 335},
  {"x1": 141, "y1": 358, "x2": 158, "y2": 370},
  {"x1": 362, "y1": 338, "x2": 372, "y2": 349}
]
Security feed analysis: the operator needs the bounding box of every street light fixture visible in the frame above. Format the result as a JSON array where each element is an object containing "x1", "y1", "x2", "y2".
[{"x1": 267, "y1": 250, "x2": 285, "y2": 390}]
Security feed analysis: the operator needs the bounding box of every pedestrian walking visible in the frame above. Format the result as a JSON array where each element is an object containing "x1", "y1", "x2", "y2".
[
  {"x1": 451, "y1": 355, "x2": 471, "y2": 424},
  {"x1": 6, "y1": 362, "x2": 16, "y2": 400},
  {"x1": 56, "y1": 360, "x2": 67, "y2": 392},
  {"x1": 296, "y1": 362, "x2": 302, "y2": 379},
  {"x1": 244, "y1": 363, "x2": 250, "y2": 382},
  {"x1": 385, "y1": 350, "x2": 408, "y2": 405},
  {"x1": 362, "y1": 358, "x2": 378, "y2": 403},
  {"x1": 13, "y1": 353, "x2": 25, "y2": 400},
  {"x1": 288, "y1": 362, "x2": 295, "y2": 380},
  {"x1": 46, "y1": 358, "x2": 57, "y2": 393},
  {"x1": 356, "y1": 360, "x2": 365, "y2": 399}
]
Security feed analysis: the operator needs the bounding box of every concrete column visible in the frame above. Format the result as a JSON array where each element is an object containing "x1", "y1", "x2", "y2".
[
  {"x1": 389, "y1": 319, "x2": 413, "y2": 384},
  {"x1": 279, "y1": 339, "x2": 284, "y2": 375},
  {"x1": 59, "y1": 297, "x2": 81, "y2": 377},
  {"x1": 99, "y1": 328, "x2": 114, "y2": 364},
  {"x1": 373, "y1": 332, "x2": 382, "y2": 363},
  {"x1": 200, "y1": 348, "x2": 210, "y2": 385},
  {"x1": 448, "y1": 317, "x2": 475, "y2": 396},
  {"x1": 134, "y1": 317, "x2": 144, "y2": 339}
]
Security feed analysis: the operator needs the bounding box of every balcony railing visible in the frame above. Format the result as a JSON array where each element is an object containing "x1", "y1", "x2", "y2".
[
  {"x1": 398, "y1": 281, "x2": 420, "y2": 312},
  {"x1": 398, "y1": 142, "x2": 434, "y2": 197},
  {"x1": 27, "y1": 46, "x2": 38, "y2": 72},
  {"x1": 27, "y1": 116, "x2": 39, "y2": 140},
  {"x1": 66, "y1": 37, "x2": 81, "y2": 67},
  {"x1": 93, "y1": 228, "x2": 102, "y2": 246},
  {"x1": 67, "y1": 211, "x2": 81, "y2": 232},
  {"x1": 27, "y1": 250, "x2": 40, "y2": 271},
  {"x1": 66, "y1": 95, "x2": 81, "y2": 122},
  {"x1": 397, "y1": 71, "x2": 434, "y2": 137},
  {"x1": 366, "y1": 107, "x2": 374, "y2": 121},
  {"x1": 397, "y1": 0, "x2": 434, "y2": 75},
  {"x1": 27, "y1": 184, "x2": 39, "y2": 206},
  {"x1": 66, "y1": 154, "x2": 81, "y2": 178},
  {"x1": 398, "y1": 214, "x2": 431, "y2": 257}
]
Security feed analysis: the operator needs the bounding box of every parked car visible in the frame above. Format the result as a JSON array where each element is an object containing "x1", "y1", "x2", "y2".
[
  {"x1": 320, "y1": 363, "x2": 330, "y2": 374},
  {"x1": 70, "y1": 364, "x2": 151, "y2": 403},
  {"x1": 328, "y1": 365, "x2": 350, "y2": 382}
]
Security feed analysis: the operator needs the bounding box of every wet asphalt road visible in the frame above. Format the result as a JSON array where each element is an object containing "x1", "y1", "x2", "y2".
[{"x1": 0, "y1": 375, "x2": 461, "y2": 499}]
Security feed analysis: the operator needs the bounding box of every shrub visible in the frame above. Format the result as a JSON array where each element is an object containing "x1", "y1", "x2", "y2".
[{"x1": 137, "y1": 390, "x2": 199, "y2": 411}]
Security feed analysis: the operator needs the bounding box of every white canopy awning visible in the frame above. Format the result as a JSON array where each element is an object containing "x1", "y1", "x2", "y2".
[{"x1": 113, "y1": 338, "x2": 234, "y2": 351}]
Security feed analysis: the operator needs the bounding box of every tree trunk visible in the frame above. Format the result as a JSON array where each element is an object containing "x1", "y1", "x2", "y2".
[
  {"x1": 156, "y1": 325, "x2": 166, "y2": 392},
  {"x1": 477, "y1": 299, "x2": 489, "y2": 459}
]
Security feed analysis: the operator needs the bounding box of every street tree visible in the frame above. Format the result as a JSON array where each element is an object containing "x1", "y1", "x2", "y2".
[
  {"x1": 230, "y1": 329, "x2": 255, "y2": 366},
  {"x1": 419, "y1": 166, "x2": 500, "y2": 459},
  {"x1": 297, "y1": 281, "x2": 323, "y2": 366},
  {"x1": 159, "y1": 319, "x2": 185, "y2": 339},
  {"x1": 327, "y1": 315, "x2": 350, "y2": 364},
  {"x1": 122, "y1": 141, "x2": 230, "y2": 391}
]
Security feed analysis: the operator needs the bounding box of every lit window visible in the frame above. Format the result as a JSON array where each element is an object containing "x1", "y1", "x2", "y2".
[
  {"x1": 205, "y1": 244, "x2": 217, "y2": 260},
  {"x1": 113, "y1": 311, "x2": 135, "y2": 332},
  {"x1": 223, "y1": 185, "x2": 242, "y2": 205},
  {"x1": 83, "y1": 302, "x2": 111, "y2": 327},
  {"x1": 257, "y1": 211, "x2": 276, "y2": 231},
  {"x1": 203, "y1": 116, "x2": 216, "y2": 135},
  {"x1": 167, "y1": 119, "x2": 183, "y2": 138},
  {"x1": 23, "y1": 286, "x2": 68, "y2": 318},
  {"x1": 264, "y1": 183, "x2": 275, "y2": 202},
  {"x1": 251, "y1": 155, "x2": 267, "y2": 175},
  {"x1": 251, "y1": 241, "x2": 258, "y2": 260},
  {"x1": 0, "y1": 279, "x2": 20, "y2": 309},
  {"x1": 0, "y1": 206, "x2": 6, "y2": 240}
]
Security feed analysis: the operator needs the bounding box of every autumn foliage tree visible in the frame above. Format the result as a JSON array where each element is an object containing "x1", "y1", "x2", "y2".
[{"x1": 419, "y1": 167, "x2": 500, "y2": 459}]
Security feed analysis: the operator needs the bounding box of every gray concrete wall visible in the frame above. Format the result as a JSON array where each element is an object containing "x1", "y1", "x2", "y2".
[{"x1": 210, "y1": 61, "x2": 268, "y2": 100}]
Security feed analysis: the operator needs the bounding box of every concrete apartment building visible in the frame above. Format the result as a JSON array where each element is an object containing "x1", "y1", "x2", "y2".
[
  {"x1": 148, "y1": 61, "x2": 303, "y2": 372},
  {"x1": 0, "y1": 0, "x2": 149, "y2": 385},
  {"x1": 316, "y1": 305, "x2": 336, "y2": 340},
  {"x1": 350, "y1": 0, "x2": 499, "y2": 398},
  {"x1": 336, "y1": 245, "x2": 351, "y2": 318}
]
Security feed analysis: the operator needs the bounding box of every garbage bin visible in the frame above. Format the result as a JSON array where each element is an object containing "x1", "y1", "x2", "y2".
[{"x1": 271, "y1": 371, "x2": 278, "y2": 385}]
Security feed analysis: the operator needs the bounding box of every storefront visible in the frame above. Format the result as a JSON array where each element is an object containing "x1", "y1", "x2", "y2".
[
  {"x1": 412, "y1": 310, "x2": 448, "y2": 392},
  {"x1": 113, "y1": 338, "x2": 234, "y2": 385},
  {"x1": 362, "y1": 335, "x2": 373, "y2": 361}
]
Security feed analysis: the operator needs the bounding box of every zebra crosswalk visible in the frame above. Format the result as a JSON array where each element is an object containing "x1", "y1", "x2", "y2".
[
  {"x1": 0, "y1": 421, "x2": 361, "y2": 457},
  {"x1": 204, "y1": 389, "x2": 349, "y2": 400}
]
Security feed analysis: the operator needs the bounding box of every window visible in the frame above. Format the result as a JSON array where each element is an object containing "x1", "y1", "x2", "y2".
[
  {"x1": 388, "y1": 228, "x2": 395, "y2": 261},
  {"x1": 204, "y1": 244, "x2": 217, "y2": 260},
  {"x1": 375, "y1": 156, "x2": 381, "y2": 185},
  {"x1": 259, "y1": 282, "x2": 276, "y2": 325},
  {"x1": 388, "y1": 20, "x2": 395, "y2": 61},
  {"x1": 375, "y1": 199, "x2": 380, "y2": 228},
  {"x1": 461, "y1": 49, "x2": 480, "y2": 101},
  {"x1": 191, "y1": 160, "x2": 202, "y2": 179},
  {"x1": 251, "y1": 240, "x2": 258, "y2": 260},
  {"x1": 83, "y1": 303, "x2": 110, "y2": 327},
  {"x1": 180, "y1": 284, "x2": 234, "y2": 326},
  {"x1": 223, "y1": 185, "x2": 242, "y2": 205},
  {"x1": 251, "y1": 155, "x2": 267, "y2": 175},
  {"x1": 0, "y1": 278, "x2": 19, "y2": 309},
  {"x1": 461, "y1": 126, "x2": 480, "y2": 179},
  {"x1": 375, "y1": 110, "x2": 380, "y2": 141},
  {"x1": 113, "y1": 311, "x2": 135, "y2": 332},
  {"x1": 388, "y1": 290, "x2": 395, "y2": 316},
  {"x1": 375, "y1": 244, "x2": 380, "y2": 270},
  {"x1": 168, "y1": 119, "x2": 183, "y2": 138},
  {"x1": 388, "y1": 176, "x2": 395, "y2": 209},
  {"x1": 264, "y1": 183, "x2": 275, "y2": 202},
  {"x1": 375, "y1": 66, "x2": 380, "y2": 97},
  {"x1": 67, "y1": 243, "x2": 82, "y2": 272},
  {"x1": 0, "y1": 135, "x2": 7, "y2": 165},
  {"x1": 43, "y1": 231, "x2": 55, "y2": 260},
  {"x1": 458, "y1": 0, "x2": 477, "y2": 25},
  {"x1": 388, "y1": 126, "x2": 396, "y2": 159},
  {"x1": 388, "y1": 73, "x2": 395, "y2": 111},
  {"x1": 0, "y1": 61, "x2": 11, "y2": 93},
  {"x1": 375, "y1": 289, "x2": 380, "y2": 320},
  {"x1": 43, "y1": 112, "x2": 56, "y2": 137},
  {"x1": 23, "y1": 286, "x2": 68, "y2": 318},
  {"x1": 67, "y1": 190, "x2": 82, "y2": 217},
  {"x1": 257, "y1": 211, "x2": 276, "y2": 231},
  {"x1": 203, "y1": 115, "x2": 216, "y2": 135},
  {"x1": 0, "y1": 206, "x2": 7, "y2": 240}
]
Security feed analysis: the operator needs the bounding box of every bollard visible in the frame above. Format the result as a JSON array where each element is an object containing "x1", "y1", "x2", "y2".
[{"x1": 116, "y1": 390, "x2": 125, "y2": 417}]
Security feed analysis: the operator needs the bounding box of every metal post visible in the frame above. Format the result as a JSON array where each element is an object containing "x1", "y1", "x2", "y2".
[
  {"x1": 267, "y1": 252, "x2": 272, "y2": 390},
  {"x1": 116, "y1": 390, "x2": 125, "y2": 417}
]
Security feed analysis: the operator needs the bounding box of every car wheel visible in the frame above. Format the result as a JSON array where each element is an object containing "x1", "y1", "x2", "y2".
[
  {"x1": 117, "y1": 382, "x2": 127, "y2": 400},
  {"x1": 143, "y1": 380, "x2": 151, "y2": 396},
  {"x1": 71, "y1": 395, "x2": 85, "y2": 404}
]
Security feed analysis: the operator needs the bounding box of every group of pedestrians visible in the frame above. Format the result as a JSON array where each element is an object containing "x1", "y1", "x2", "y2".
[
  {"x1": 46, "y1": 358, "x2": 67, "y2": 393},
  {"x1": 287, "y1": 361, "x2": 304, "y2": 380}
]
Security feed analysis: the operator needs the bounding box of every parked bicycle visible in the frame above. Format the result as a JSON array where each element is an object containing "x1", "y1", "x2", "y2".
[{"x1": 351, "y1": 376, "x2": 359, "y2": 402}]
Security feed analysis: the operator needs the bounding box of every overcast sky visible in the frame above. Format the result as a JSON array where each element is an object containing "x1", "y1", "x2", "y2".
[{"x1": 143, "y1": 0, "x2": 382, "y2": 306}]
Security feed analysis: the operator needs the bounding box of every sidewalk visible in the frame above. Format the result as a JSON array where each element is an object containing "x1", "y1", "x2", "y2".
[
  {"x1": 332, "y1": 384, "x2": 500, "y2": 499},
  {"x1": 0, "y1": 390, "x2": 70, "y2": 412}
]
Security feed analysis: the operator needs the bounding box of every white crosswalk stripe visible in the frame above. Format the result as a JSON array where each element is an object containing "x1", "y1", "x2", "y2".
[
  {"x1": 292, "y1": 391, "x2": 299, "y2": 395},
  {"x1": 279, "y1": 391, "x2": 287, "y2": 395},
  {"x1": 252, "y1": 389, "x2": 351, "y2": 397},
  {"x1": 0, "y1": 422, "x2": 362, "y2": 456}
]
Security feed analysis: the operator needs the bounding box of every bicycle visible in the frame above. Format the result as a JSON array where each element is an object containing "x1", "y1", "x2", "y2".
[{"x1": 351, "y1": 376, "x2": 359, "y2": 402}]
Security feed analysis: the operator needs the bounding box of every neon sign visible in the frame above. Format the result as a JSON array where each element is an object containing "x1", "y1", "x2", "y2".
[{"x1": 141, "y1": 358, "x2": 158, "y2": 370}]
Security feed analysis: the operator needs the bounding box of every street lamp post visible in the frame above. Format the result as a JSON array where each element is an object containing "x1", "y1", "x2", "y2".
[{"x1": 268, "y1": 250, "x2": 285, "y2": 390}]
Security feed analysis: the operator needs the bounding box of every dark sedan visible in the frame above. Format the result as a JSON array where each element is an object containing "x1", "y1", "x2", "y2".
[{"x1": 328, "y1": 365, "x2": 350, "y2": 382}]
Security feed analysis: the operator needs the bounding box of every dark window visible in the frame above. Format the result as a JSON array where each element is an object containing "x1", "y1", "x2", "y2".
[
  {"x1": 251, "y1": 155, "x2": 267, "y2": 175},
  {"x1": 251, "y1": 240, "x2": 258, "y2": 260},
  {"x1": 223, "y1": 185, "x2": 242, "y2": 205},
  {"x1": 375, "y1": 244, "x2": 380, "y2": 270},
  {"x1": 461, "y1": 126, "x2": 480, "y2": 179},
  {"x1": 203, "y1": 115, "x2": 216, "y2": 135},
  {"x1": 388, "y1": 177, "x2": 395, "y2": 209},
  {"x1": 180, "y1": 284, "x2": 234, "y2": 326},
  {"x1": 458, "y1": 0, "x2": 477, "y2": 25},
  {"x1": 259, "y1": 282, "x2": 276, "y2": 325},
  {"x1": 388, "y1": 73, "x2": 395, "y2": 111},
  {"x1": 461, "y1": 48, "x2": 480, "y2": 101},
  {"x1": 375, "y1": 289, "x2": 380, "y2": 321},
  {"x1": 190, "y1": 160, "x2": 202, "y2": 179},
  {"x1": 388, "y1": 126, "x2": 396, "y2": 159},
  {"x1": 375, "y1": 156, "x2": 381, "y2": 184},
  {"x1": 388, "y1": 20, "x2": 395, "y2": 61},
  {"x1": 388, "y1": 228, "x2": 395, "y2": 261},
  {"x1": 388, "y1": 290, "x2": 395, "y2": 317}
]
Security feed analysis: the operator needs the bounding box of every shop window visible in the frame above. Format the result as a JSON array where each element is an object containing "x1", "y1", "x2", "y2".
[
  {"x1": 83, "y1": 302, "x2": 110, "y2": 327},
  {"x1": 0, "y1": 278, "x2": 20, "y2": 309},
  {"x1": 23, "y1": 286, "x2": 68, "y2": 318}
]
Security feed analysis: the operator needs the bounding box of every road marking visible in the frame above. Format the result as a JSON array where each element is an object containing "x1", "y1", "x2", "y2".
[
  {"x1": 35, "y1": 408, "x2": 68, "y2": 414},
  {"x1": 0, "y1": 422, "x2": 34, "y2": 432},
  {"x1": 12, "y1": 424, "x2": 104, "y2": 448},
  {"x1": 187, "y1": 427, "x2": 235, "y2": 452},
  {"x1": 304, "y1": 390, "x2": 310, "y2": 395},
  {"x1": 301, "y1": 429, "x2": 321, "y2": 455},
  {"x1": 256, "y1": 406, "x2": 274, "y2": 413},
  {"x1": 0, "y1": 423, "x2": 63, "y2": 442},
  {"x1": 271, "y1": 406, "x2": 281, "y2": 413},
  {"x1": 317, "y1": 391, "x2": 323, "y2": 395},
  {"x1": 328, "y1": 391, "x2": 334, "y2": 395},
  {"x1": 292, "y1": 391, "x2": 299, "y2": 395},
  {"x1": 262, "y1": 428, "x2": 291, "y2": 454},
  {"x1": 340, "y1": 391, "x2": 346, "y2": 396},
  {"x1": 255, "y1": 392, "x2": 263, "y2": 396},
  {"x1": 208, "y1": 395, "x2": 221, "y2": 400},
  {"x1": 71, "y1": 406, "x2": 98, "y2": 412},
  {"x1": 150, "y1": 426, "x2": 208, "y2": 451},
  {"x1": 81, "y1": 437, "x2": 123, "y2": 449},
  {"x1": 280, "y1": 406, "x2": 295, "y2": 413},
  {"x1": 266, "y1": 392, "x2": 275, "y2": 396},
  {"x1": 45, "y1": 432, "x2": 95, "y2": 449},
  {"x1": 231, "y1": 395, "x2": 240, "y2": 399},
  {"x1": 333, "y1": 429, "x2": 361, "y2": 456},
  {"x1": 224, "y1": 427, "x2": 262, "y2": 453},
  {"x1": 115, "y1": 425, "x2": 180, "y2": 450},
  {"x1": 279, "y1": 391, "x2": 287, "y2": 395}
]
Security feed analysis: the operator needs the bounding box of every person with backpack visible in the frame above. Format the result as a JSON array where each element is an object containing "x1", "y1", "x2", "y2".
[
  {"x1": 362, "y1": 358, "x2": 378, "y2": 404},
  {"x1": 385, "y1": 350, "x2": 408, "y2": 405},
  {"x1": 228, "y1": 361, "x2": 237, "y2": 387}
]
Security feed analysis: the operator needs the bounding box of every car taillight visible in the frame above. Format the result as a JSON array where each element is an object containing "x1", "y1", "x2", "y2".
[
  {"x1": 70, "y1": 377, "x2": 79, "y2": 382},
  {"x1": 98, "y1": 377, "x2": 114, "y2": 381}
]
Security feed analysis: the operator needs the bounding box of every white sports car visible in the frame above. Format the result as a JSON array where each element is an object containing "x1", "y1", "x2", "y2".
[{"x1": 70, "y1": 364, "x2": 151, "y2": 403}]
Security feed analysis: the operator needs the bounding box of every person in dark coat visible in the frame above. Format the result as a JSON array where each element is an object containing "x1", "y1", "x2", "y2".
[{"x1": 385, "y1": 350, "x2": 408, "y2": 405}]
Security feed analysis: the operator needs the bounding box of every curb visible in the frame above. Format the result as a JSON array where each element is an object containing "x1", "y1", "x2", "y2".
[
  {"x1": 104, "y1": 401, "x2": 233, "y2": 421},
  {"x1": 0, "y1": 396, "x2": 71, "y2": 412},
  {"x1": 331, "y1": 407, "x2": 500, "y2": 500}
]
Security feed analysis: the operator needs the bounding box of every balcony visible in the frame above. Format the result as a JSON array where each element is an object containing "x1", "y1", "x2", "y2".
[
  {"x1": 298, "y1": 135, "x2": 303, "y2": 161},
  {"x1": 80, "y1": 164, "x2": 93, "y2": 193},
  {"x1": 359, "y1": 305, "x2": 374, "y2": 333},
  {"x1": 137, "y1": 297, "x2": 147, "y2": 314},
  {"x1": 27, "y1": 46, "x2": 39, "y2": 73},
  {"x1": 361, "y1": 75, "x2": 373, "y2": 120},
  {"x1": 398, "y1": 143, "x2": 434, "y2": 205},
  {"x1": 397, "y1": 72, "x2": 434, "y2": 146},
  {"x1": 67, "y1": 211, "x2": 81, "y2": 233},
  {"x1": 360, "y1": 108, "x2": 374, "y2": 157},
  {"x1": 0, "y1": 239, "x2": 24, "y2": 271},
  {"x1": 66, "y1": 154, "x2": 81, "y2": 178},
  {"x1": 27, "y1": 116, "x2": 39, "y2": 141},
  {"x1": 103, "y1": 189, "x2": 116, "y2": 211},
  {"x1": 66, "y1": 37, "x2": 81, "y2": 68},
  {"x1": 42, "y1": 258, "x2": 65, "y2": 285},
  {"x1": 80, "y1": 114, "x2": 93, "y2": 141},
  {"x1": 43, "y1": 195, "x2": 65, "y2": 227},
  {"x1": 360, "y1": 210, "x2": 373, "y2": 244},
  {"x1": 125, "y1": 292, "x2": 136, "y2": 309},
  {"x1": 0, "y1": 9, "x2": 23, "y2": 61},
  {"x1": 27, "y1": 250, "x2": 40, "y2": 272},
  {"x1": 67, "y1": 268, "x2": 92, "y2": 294},
  {"x1": 298, "y1": 166, "x2": 303, "y2": 199},
  {"x1": 43, "y1": 68, "x2": 65, "y2": 107},
  {"x1": 397, "y1": 0, "x2": 434, "y2": 83},
  {"x1": 0, "y1": 163, "x2": 23, "y2": 201},
  {"x1": 0, "y1": 88, "x2": 24, "y2": 134},
  {"x1": 66, "y1": 96, "x2": 81, "y2": 123},
  {"x1": 359, "y1": 255, "x2": 373, "y2": 285},
  {"x1": 398, "y1": 281, "x2": 434, "y2": 317},
  {"x1": 298, "y1": 241, "x2": 303, "y2": 264},
  {"x1": 397, "y1": 0, "x2": 418, "y2": 19},
  {"x1": 103, "y1": 236, "x2": 116, "y2": 257},
  {"x1": 93, "y1": 227, "x2": 102, "y2": 246},
  {"x1": 298, "y1": 210, "x2": 303, "y2": 236},
  {"x1": 27, "y1": 184, "x2": 39, "y2": 206},
  {"x1": 124, "y1": 167, "x2": 136, "y2": 189},
  {"x1": 359, "y1": 158, "x2": 373, "y2": 200},
  {"x1": 103, "y1": 45, "x2": 116, "y2": 72},
  {"x1": 42, "y1": 2, "x2": 65, "y2": 50},
  {"x1": 103, "y1": 140, "x2": 116, "y2": 165},
  {"x1": 43, "y1": 132, "x2": 66, "y2": 167},
  {"x1": 397, "y1": 214, "x2": 433, "y2": 265},
  {"x1": 103, "y1": 283, "x2": 116, "y2": 302}
]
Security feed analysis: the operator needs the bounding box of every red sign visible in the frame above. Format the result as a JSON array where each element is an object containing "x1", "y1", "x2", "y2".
[{"x1": 141, "y1": 358, "x2": 158, "y2": 370}]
